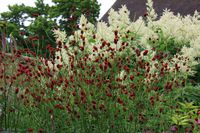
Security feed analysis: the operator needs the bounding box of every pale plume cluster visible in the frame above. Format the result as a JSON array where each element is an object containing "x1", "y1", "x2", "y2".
[
  {"x1": 146, "y1": 0, "x2": 158, "y2": 21},
  {"x1": 51, "y1": 0, "x2": 200, "y2": 75}
]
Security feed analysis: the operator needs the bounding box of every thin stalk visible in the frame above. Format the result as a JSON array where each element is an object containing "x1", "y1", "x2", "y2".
[{"x1": 1, "y1": 62, "x2": 8, "y2": 130}]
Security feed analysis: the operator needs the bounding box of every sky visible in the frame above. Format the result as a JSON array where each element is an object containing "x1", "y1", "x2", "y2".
[{"x1": 0, "y1": 0, "x2": 116, "y2": 19}]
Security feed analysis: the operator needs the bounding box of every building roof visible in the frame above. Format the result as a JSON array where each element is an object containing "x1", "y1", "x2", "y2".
[{"x1": 100, "y1": 0, "x2": 200, "y2": 22}]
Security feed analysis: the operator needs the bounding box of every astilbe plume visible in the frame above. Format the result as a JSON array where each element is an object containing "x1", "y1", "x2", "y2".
[{"x1": 52, "y1": 3, "x2": 200, "y2": 75}]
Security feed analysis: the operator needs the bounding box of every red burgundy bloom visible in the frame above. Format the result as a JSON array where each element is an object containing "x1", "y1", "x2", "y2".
[
  {"x1": 15, "y1": 88, "x2": 19, "y2": 94},
  {"x1": 143, "y1": 50, "x2": 148, "y2": 56},
  {"x1": 117, "y1": 97, "x2": 124, "y2": 105},
  {"x1": 129, "y1": 92, "x2": 135, "y2": 98},
  {"x1": 123, "y1": 65, "x2": 130, "y2": 73},
  {"x1": 27, "y1": 128, "x2": 33, "y2": 132},
  {"x1": 135, "y1": 49, "x2": 140, "y2": 56},
  {"x1": 39, "y1": 128, "x2": 44, "y2": 133},
  {"x1": 54, "y1": 104, "x2": 64, "y2": 110},
  {"x1": 130, "y1": 75, "x2": 134, "y2": 81}
]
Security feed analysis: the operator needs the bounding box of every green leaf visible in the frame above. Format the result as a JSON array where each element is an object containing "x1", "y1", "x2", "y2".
[
  {"x1": 121, "y1": 37, "x2": 127, "y2": 42},
  {"x1": 89, "y1": 38, "x2": 96, "y2": 43},
  {"x1": 179, "y1": 119, "x2": 190, "y2": 126}
]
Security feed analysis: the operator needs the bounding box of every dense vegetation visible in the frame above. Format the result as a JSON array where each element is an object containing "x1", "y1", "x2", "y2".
[
  {"x1": 0, "y1": 0, "x2": 199, "y2": 132},
  {"x1": 0, "y1": 0, "x2": 100, "y2": 56}
]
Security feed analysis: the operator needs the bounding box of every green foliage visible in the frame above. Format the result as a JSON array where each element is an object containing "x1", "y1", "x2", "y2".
[
  {"x1": 0, "y1": 1, "x2": 199, "y2": 132},
  {"x1": 0, "y1": 0, "x2": 100, "y2": 57},
  {"x1": 178, "y1": 85, "x2": 200, "y2": 106},
  {"x1": 170, "y1": 102, "x2": 200, "y2": 132},
  {"x1": 0, "y1": 0, "x2": 56, "y2": 56},
  {"x1": 189, "y1": 61, "x2": 200, "y2": 84},
  {"x1": 148, "y1": 27, "x2": 186, "y2": 55},
  {"x1": 51, "y1": 0, "x2": 100, "y2": 34},
  {"x1": 0, "y1": 24, "x2": 189, "y2": 132}
]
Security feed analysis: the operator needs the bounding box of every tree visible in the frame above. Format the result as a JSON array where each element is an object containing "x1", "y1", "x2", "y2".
[
  {"x1": 0, "y1": 0, "x2": 100, "y2": 57},
  {"x1": 0, "y1": 0, "x2": 56, "y2": 57},
  {"x1": 50, "y1": 0, "x2": 100, "y2": 34}
]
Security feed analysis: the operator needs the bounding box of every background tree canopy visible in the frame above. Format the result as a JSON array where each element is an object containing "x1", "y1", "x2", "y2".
[{"x1": 0, "y1": 0, "x2": 100, "y2": 57}]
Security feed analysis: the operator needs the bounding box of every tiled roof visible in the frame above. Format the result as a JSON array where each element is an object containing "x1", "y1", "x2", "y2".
[{"x1": 100, "y1": 0, "x2": 200, "y2": 22}]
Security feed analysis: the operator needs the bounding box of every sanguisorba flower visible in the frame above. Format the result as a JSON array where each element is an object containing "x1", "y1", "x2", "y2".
[
  {"x1": 15, "y1": 88, "x2": 19, "y2": 94},
  {"x1": 27, "y1": 128, "x2": 33, "y2": 133},
  {"x1": 39, "y1": 128, "x2": 44, "y2": 133}
]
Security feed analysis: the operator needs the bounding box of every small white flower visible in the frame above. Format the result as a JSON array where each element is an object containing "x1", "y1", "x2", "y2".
[
  {"x1": 96, "y1": 21, "x2": 114, "y2": 42},
  {"x1": 118, "y1": 5, "x2": 131, "y2": 25},
  {"x1": 146, "y1": 0, "x2": 157, "y2": 21},
  {"x1": 79, "y1": 15, "x2": 88, "y2": 27},
  {"x1": 53, "y1": 29, "x2": 67, "y2": 43}
]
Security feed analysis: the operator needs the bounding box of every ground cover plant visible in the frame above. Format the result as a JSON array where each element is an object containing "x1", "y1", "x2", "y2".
[{"x1": 0, "y1": 0, "x2": 200, "y2": 132}]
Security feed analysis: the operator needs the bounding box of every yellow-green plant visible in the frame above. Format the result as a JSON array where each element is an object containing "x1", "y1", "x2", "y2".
[{"x1": 171, "y1": 102, "x2": 200, "y2": 132}]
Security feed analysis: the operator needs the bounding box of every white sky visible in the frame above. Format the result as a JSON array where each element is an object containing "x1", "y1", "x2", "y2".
[{"x1": 0, "y1": 0, "x2": 116, "y2": 19}]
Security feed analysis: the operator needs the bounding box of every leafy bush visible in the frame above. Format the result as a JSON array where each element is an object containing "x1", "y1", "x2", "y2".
[
  {"x1": 178, "y1": 85, "x2": 200, "y2": 106},
  {"x1": 170, "y1": 102, "x2": 200, "y2": 132}
]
